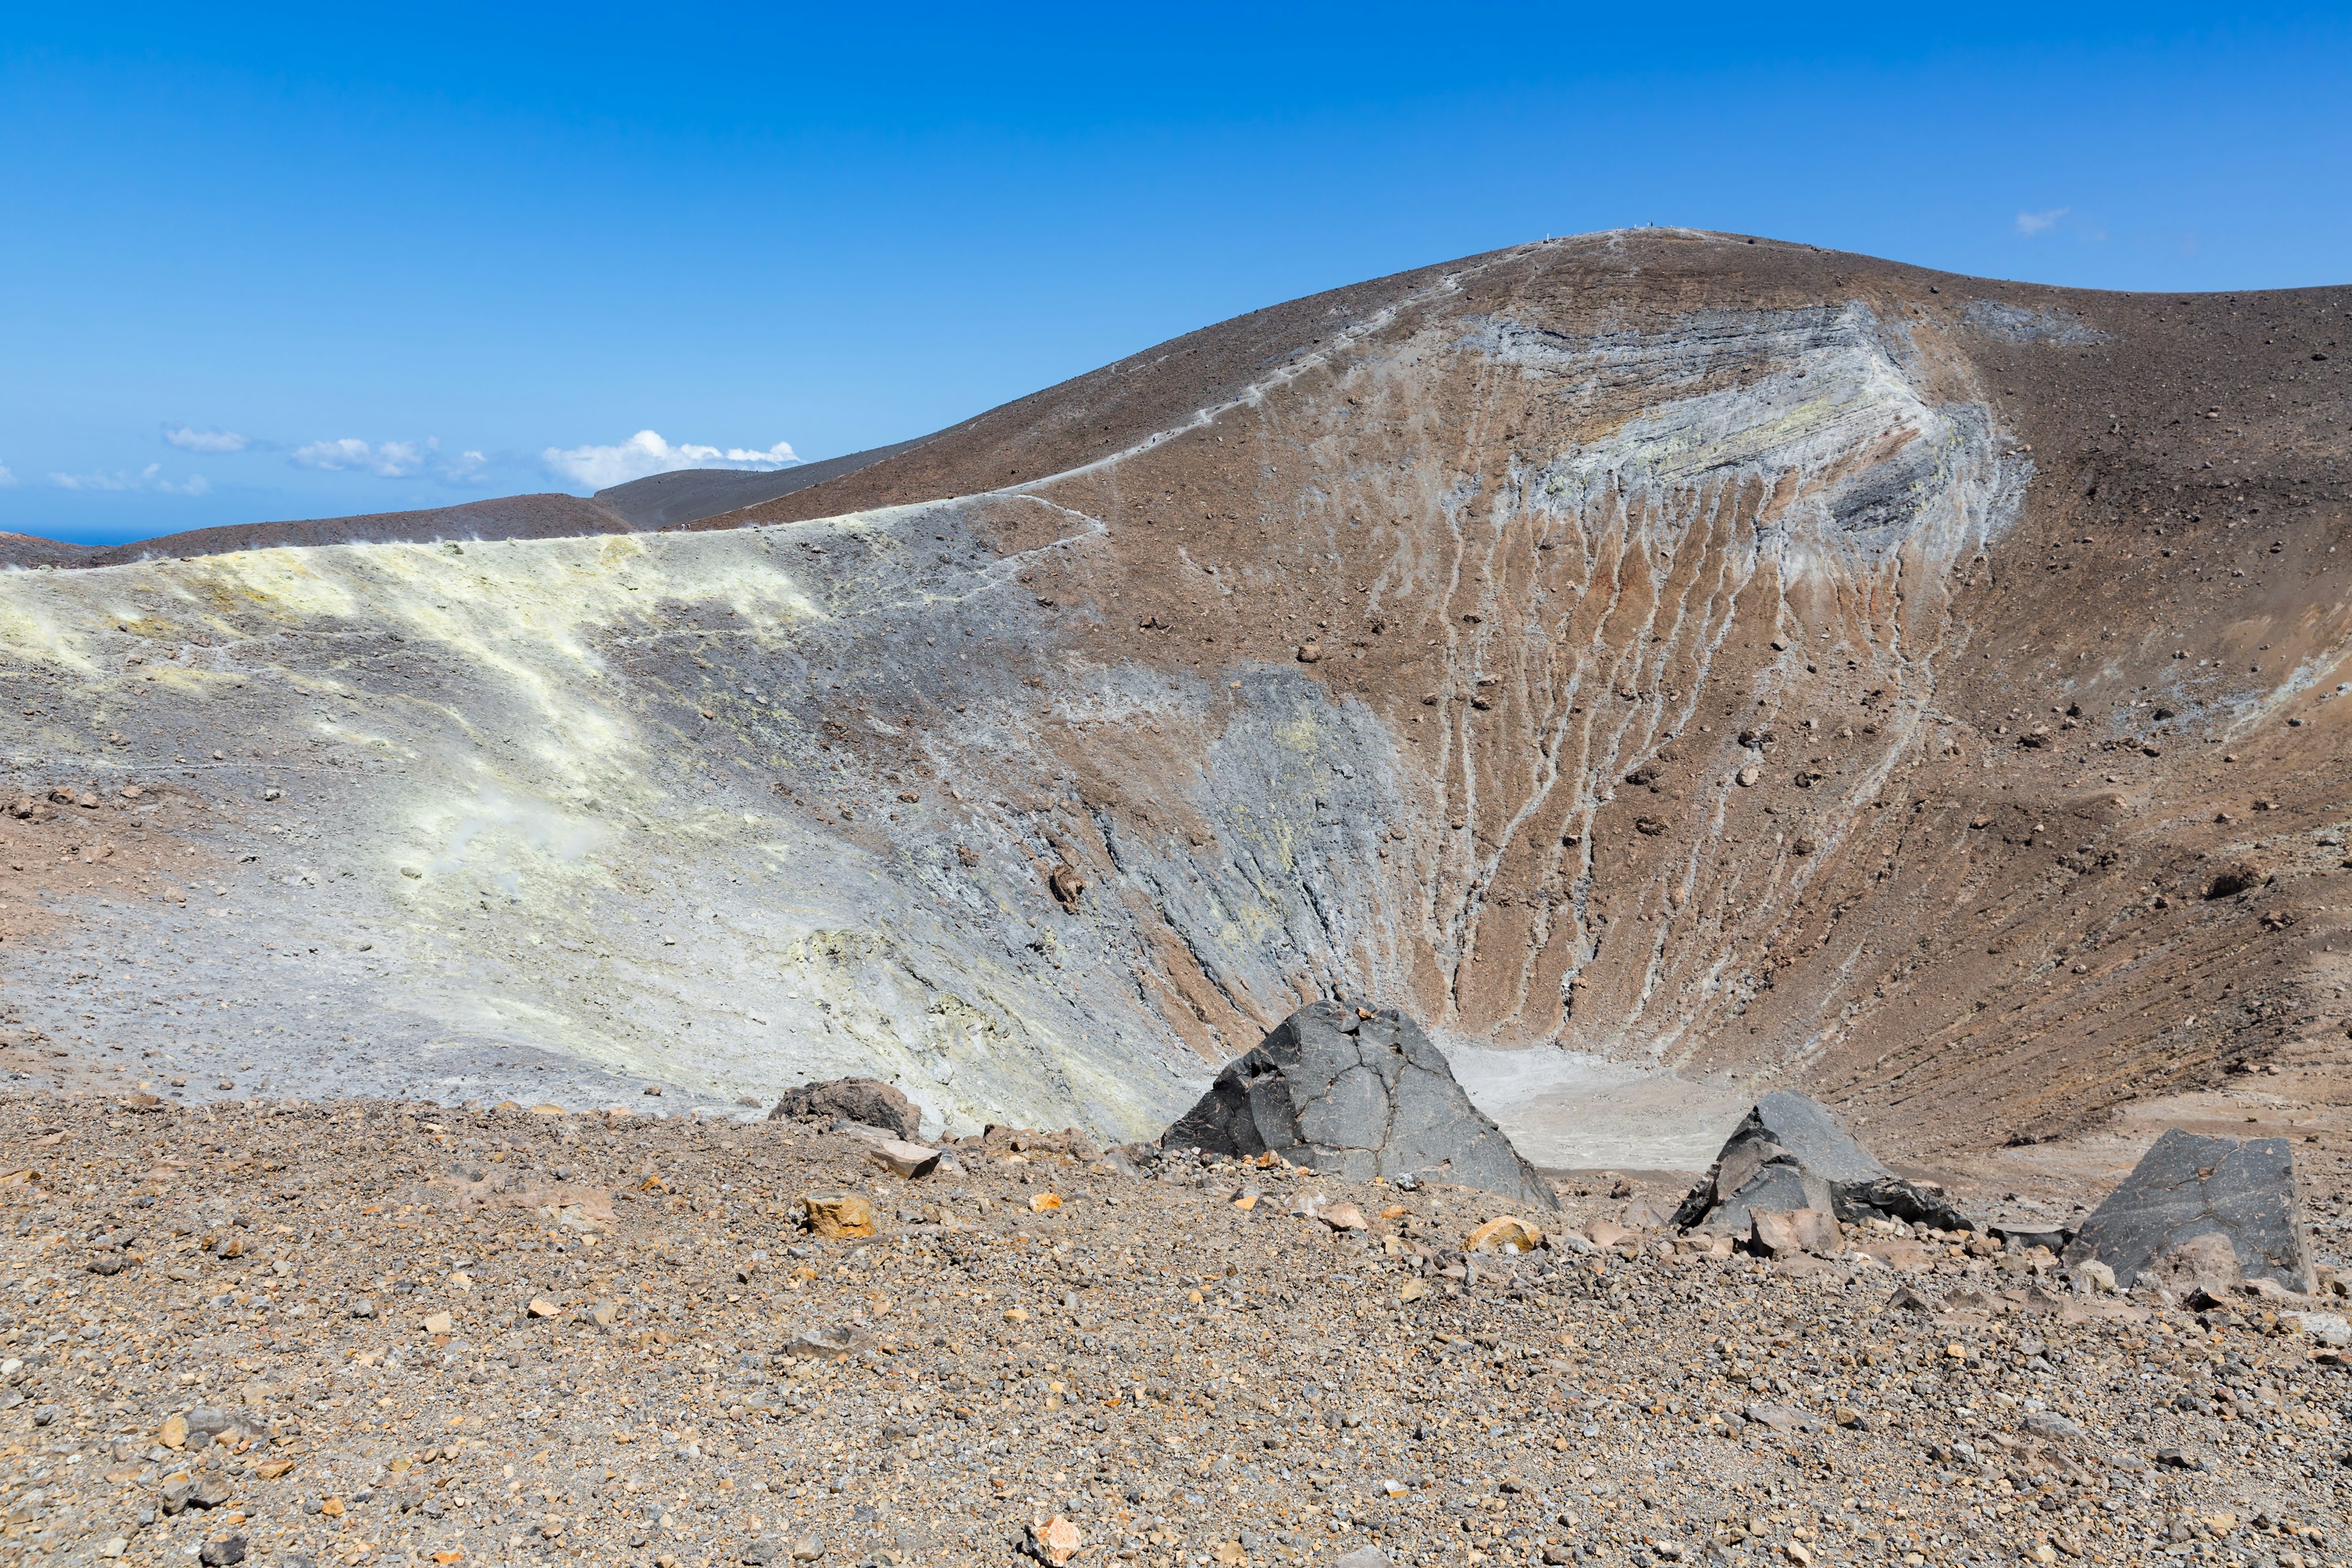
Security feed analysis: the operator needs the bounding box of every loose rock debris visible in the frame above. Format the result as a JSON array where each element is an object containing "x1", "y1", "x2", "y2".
[{"x1": 2, "y1": 1095, "x2": 2349, "y2": 1567}]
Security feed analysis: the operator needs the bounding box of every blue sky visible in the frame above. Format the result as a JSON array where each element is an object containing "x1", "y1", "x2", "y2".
[{"x1": 5, "y1": 4, "x2": 2348, "y2": 546}]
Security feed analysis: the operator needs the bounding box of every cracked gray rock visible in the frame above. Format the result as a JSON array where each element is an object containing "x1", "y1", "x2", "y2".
[
  {"x1": 1158, "y1": 1003, "x2": 1558, "y2": 1210},
  {"x1": 2061, "y1": 1128, "x2": 2312, "y2": 1292},
  {"x1": 1672, "y1": 1090, "x2": 1972, "y2": 1234}
]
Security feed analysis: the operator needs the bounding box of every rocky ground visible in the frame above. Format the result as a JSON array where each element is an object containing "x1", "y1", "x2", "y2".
[{"x1": 4, "y1": 1090, "x2": 2350, "y2": 1568}]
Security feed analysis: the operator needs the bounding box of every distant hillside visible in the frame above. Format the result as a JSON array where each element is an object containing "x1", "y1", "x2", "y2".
[
  {"x1": 0, "y1": 493, "x2": 631, "y2": 570},
  {"x1": 0, "y1": 440, "x2": 924, "y2": 570},
  {"x1": 592, "y1": 439, "x2": 925, "y2": 528}
]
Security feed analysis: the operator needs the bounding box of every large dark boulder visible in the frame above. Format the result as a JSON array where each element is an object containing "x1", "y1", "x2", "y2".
[
  {"x1": 2061, "y1": 1129, "x2": 2312, "y2": 1293},
  {"x1": 1673, "y1": 1090, "x2": 1972, "y2": 1234},
  {"x1": 768, "y1": 1077, "x2": 918, "y2": 1140},
  {"x1": 1161, "y1": 1003, "x2": 1558, "y2": 1210}
]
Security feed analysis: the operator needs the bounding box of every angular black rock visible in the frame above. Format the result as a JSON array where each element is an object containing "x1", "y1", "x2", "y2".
[
  {"x1": 767, "y1": 1077, "x2": 919, "y2": 1139},
  {"x1": 1160, "y1": 1003, "x2": 1558, "y2": 1210},
  {"x1": 2060, "y1": 1128, "x2": 2312, "y2": 1292},
  {"x1": 1673, "y1": 1090, "x2": 1972, "y2": 1234}
]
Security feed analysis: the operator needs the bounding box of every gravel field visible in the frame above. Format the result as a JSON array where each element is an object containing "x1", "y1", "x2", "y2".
[{"x1": 2, "y1": 1095, "x2": 2347, "y2": 1568}]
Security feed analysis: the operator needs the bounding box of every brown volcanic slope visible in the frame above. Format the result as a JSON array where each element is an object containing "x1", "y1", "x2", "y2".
[
  {"x1": 738, "y1": 228, "x2": 2352, "y2": 1155},
  {"x1": 2, "y1": 228, "x2": 2348, "y2": 1163}
]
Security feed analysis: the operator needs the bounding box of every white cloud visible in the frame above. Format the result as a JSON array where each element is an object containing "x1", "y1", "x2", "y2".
[
  {"x1": 163, "y1": 425, "x2": 249, "y2": 454},
  {"x1": 290, "y1": 435, "x2": 491, "y2": 484},
  {"x1": 540, "y1": 429, "x2": 799, "y2": 491},
  {"x1": 2015, "y1": 207, "x2": 2070, "y2": 236},
  {"x1": 293, "y1": 437, "x2": 426, "y2": 477},
  {"x1": 439, "y1": 448, "x2": 490, "y2": 486},
  {"x1": 0, "y1": 461, "x2": 15, "y2": 488},
  {"x1": 48, "y1": 464, "x2": 208, "y2": 495}
]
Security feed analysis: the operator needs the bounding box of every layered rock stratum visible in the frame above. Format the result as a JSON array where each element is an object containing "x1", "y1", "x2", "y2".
[{"x1": 2, "y1": 228, "x2": 2349, "y2": 1156}]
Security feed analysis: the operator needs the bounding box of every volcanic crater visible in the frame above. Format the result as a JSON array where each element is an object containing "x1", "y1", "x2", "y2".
[{"x1": 3, "y1": 227, "x2": 2348, "y2": 1163}]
